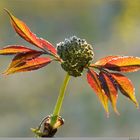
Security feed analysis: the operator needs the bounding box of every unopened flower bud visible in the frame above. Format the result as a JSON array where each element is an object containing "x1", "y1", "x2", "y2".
[{"x1": 57, "y1": 36, "x2": 94, "y2": 77}]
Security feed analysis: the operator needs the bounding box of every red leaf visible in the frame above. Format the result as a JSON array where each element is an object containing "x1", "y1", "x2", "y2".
[
  {"x1": 8, "y1": 51, "x2": 43, "y2": 69},
  {"x1": 95, "y1": 56, "x2": 140, "y2": 72},
  {"x1": 3, "y1": 57, "x2": 51, "y2": 75},
  {"x1": 0, "y1": 45, "x2": 38, "y2": 55},
  {"x1": 39, "y1": 38, "x2": 57, "y2": 55},
  {"x1": 87, "y1": 69, "x2": 109, "y2": 115},
  {"x1": 94, "y1": 56, "x2": 120, "y2": 65},
  {"x1": 99, "y1": 72, "x2": 119, "y2": 115},
  {"x1": 105, "y1": 56, "x2": 140, "y2": 72},
  {"x1": 111, "y1": 73, "x2": 139, "y2": 107},
  {"x1": 4, "y1": 9, "x2": 57, "y2": 55}
]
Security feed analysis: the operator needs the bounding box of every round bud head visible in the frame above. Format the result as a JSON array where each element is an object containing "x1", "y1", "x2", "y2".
[{"x1": 57, "y1": 36, "x2": 94, "y2": 77}]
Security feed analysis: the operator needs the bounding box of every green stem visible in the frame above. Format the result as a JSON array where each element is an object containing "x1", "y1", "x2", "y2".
[{"x1": 51, "y1": 73, "x2": 70, "y2": 125}]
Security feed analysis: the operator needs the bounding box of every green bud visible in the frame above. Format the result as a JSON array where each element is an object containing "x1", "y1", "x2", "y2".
[{"x1": 57, "y1": 36, "x2": 94, "y2": 77}]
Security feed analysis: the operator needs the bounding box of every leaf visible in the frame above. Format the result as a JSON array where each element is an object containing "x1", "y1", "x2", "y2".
[
  {"x1": 0, "y1": 45, "x2": 38, "y2": 55},
  {"x1": 3, "y1": 57, "x2": 52, "y2": 75},
  {"x1": 39, "y1": 38, "x2": 57, "y2": 55},
  {"x1": 111, "y1": 73, "x2": 139, "y2": 107},
  {"x1": 8, "y1": 51, "x2": 43, "y2": 69},
  {"x1": 31, "y1": 128, "x2": 43, "y2": 137},
  {"x1": 87, "y1": 69, "x2": 109, "y2": 115},
  {"x1": 4, "y1": 9, "x2": 57, "y2": 55},
  {"x1": 94, "y1": 56, "x2": 120, "y2": 65},
  {"x1": 95, "y1": 56, "x2": 140, "y2": 72},
  {"x1": 99, "y1": 71, "x2": 119, "y2": 115}
]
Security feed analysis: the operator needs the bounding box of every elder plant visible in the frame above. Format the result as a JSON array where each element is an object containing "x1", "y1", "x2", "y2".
[{"x1": 1, "y1": 9, "x2": 140, "y2": 137}]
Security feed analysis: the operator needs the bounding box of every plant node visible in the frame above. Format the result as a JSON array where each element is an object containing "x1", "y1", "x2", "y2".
[{"x1": 31, "y1": 115, "x2": 64, "y2": 137}]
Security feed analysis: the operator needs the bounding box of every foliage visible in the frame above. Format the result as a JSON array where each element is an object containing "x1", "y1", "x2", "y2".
[{"x1": 1, "y1": 9, "x2": 140, "y2": 137}]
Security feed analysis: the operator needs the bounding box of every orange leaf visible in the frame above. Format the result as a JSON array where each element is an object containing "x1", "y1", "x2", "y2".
[
  {"x1": 8, "y1": 51, "x2": 43, "y2": 69},
  {"x1": 39, "y1": 38, "x2": 57, "y2": 56},
  {"x1": 111, "y1": 73, "x2": 139, "y2": 107},
  {"x1": 99, "y1": 72, "x2": 119, "y2": 115},
  {"x1": 94, "y1": 56, "x2": 120, "y2": 65},
  {"x1": 3, "y1": 57, "x2": 52, "y2": 75},
  {"x1": 87, "y1": 69, "x2": 109, "y2": 115},
  {"x1": 4, "y1": 9, "x2": 57, "y2": 55},
  {"x1": 95, "y1": 56, "x2": 140, "y2": 72},
  {"x1": 0, "y1": 45, "x2": 37, "y2": 55}
]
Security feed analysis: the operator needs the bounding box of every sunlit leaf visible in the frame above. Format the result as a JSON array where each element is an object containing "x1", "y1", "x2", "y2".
[
  {"x1": 8, "y1": 51, "x2": 43, "y2": 69},
  {"x1": 99, "y1": 71, "x2": 119, "y2": 115},
  {"x1": 95, "y1": 56, "x2": 140, "y2": 72},
  {"x1": 111, "y1": 73, "x2": 139, "y2": 107},
  {"x1": 4, "y1": 9, "x2": 57, "y2": 55},
  {"x1": 94, "y1": 56, "x2": 120, "y2": 65},
  {"x1": 0, "y1": 45, "x2": 37, "y2": 55},
  {"x1": 3, "y1": 57, "x2": 52, "y2": 75},
  {"x1": 39, "y1": 38, "x2": 57, "y2": 55},
  {"x1": 87, "y1": 69, "x2": 109, "y2": 115}
]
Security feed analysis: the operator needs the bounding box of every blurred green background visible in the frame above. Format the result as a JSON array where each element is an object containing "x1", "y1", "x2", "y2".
[{"x1": 0, "y1": 0, "x2": 140, "y2": 137}]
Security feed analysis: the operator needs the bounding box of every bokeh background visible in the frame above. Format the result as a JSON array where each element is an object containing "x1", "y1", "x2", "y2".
[{"x1": 0, "y1": 0, "x2": 140, "y2": 137}]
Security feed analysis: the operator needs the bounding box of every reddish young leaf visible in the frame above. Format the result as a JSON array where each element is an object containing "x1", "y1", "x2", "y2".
[
  {"x1": 95, "y1": 56, "x2": 140, "y2": 72},
  {"x1": 99, "y1": 71, "x2": 119, "y2": 115},
  {"x1": 94, "y1": 56, "x2": 120, "y2": 66},
  {"x1": 111, "y1": 73, "x2": 139, "y2": 107},
  {"x1": 0, "y1": 45, "x2": 37, "y2": 55},
  {"x1": 105, "y1": 56, "x2": 140, "y2": 72},
  {"x1": 87, "y1": 69, "x2": 109, "y2": 115},
  {"x1": 8, "y1": 51, "x2": 44, "y2": 69},
  {"x1": 4, "y1": 9, "x2": 57, "y2": 55},
  {"x1": 3, "y1": 57, "x2": 52, "y2": 75},
  {"x1": 39, "y1": 38, "x2": 57, "y2": 55}
]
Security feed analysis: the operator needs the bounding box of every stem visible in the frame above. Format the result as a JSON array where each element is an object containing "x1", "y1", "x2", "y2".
[{"x1": 51, "y1": 73, "x2": 70, "y2": 125}]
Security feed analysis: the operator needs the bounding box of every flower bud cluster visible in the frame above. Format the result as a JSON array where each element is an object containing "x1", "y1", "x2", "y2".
[{"x1": 57, "y1": 36, "x2": 94, "y2": 77}]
